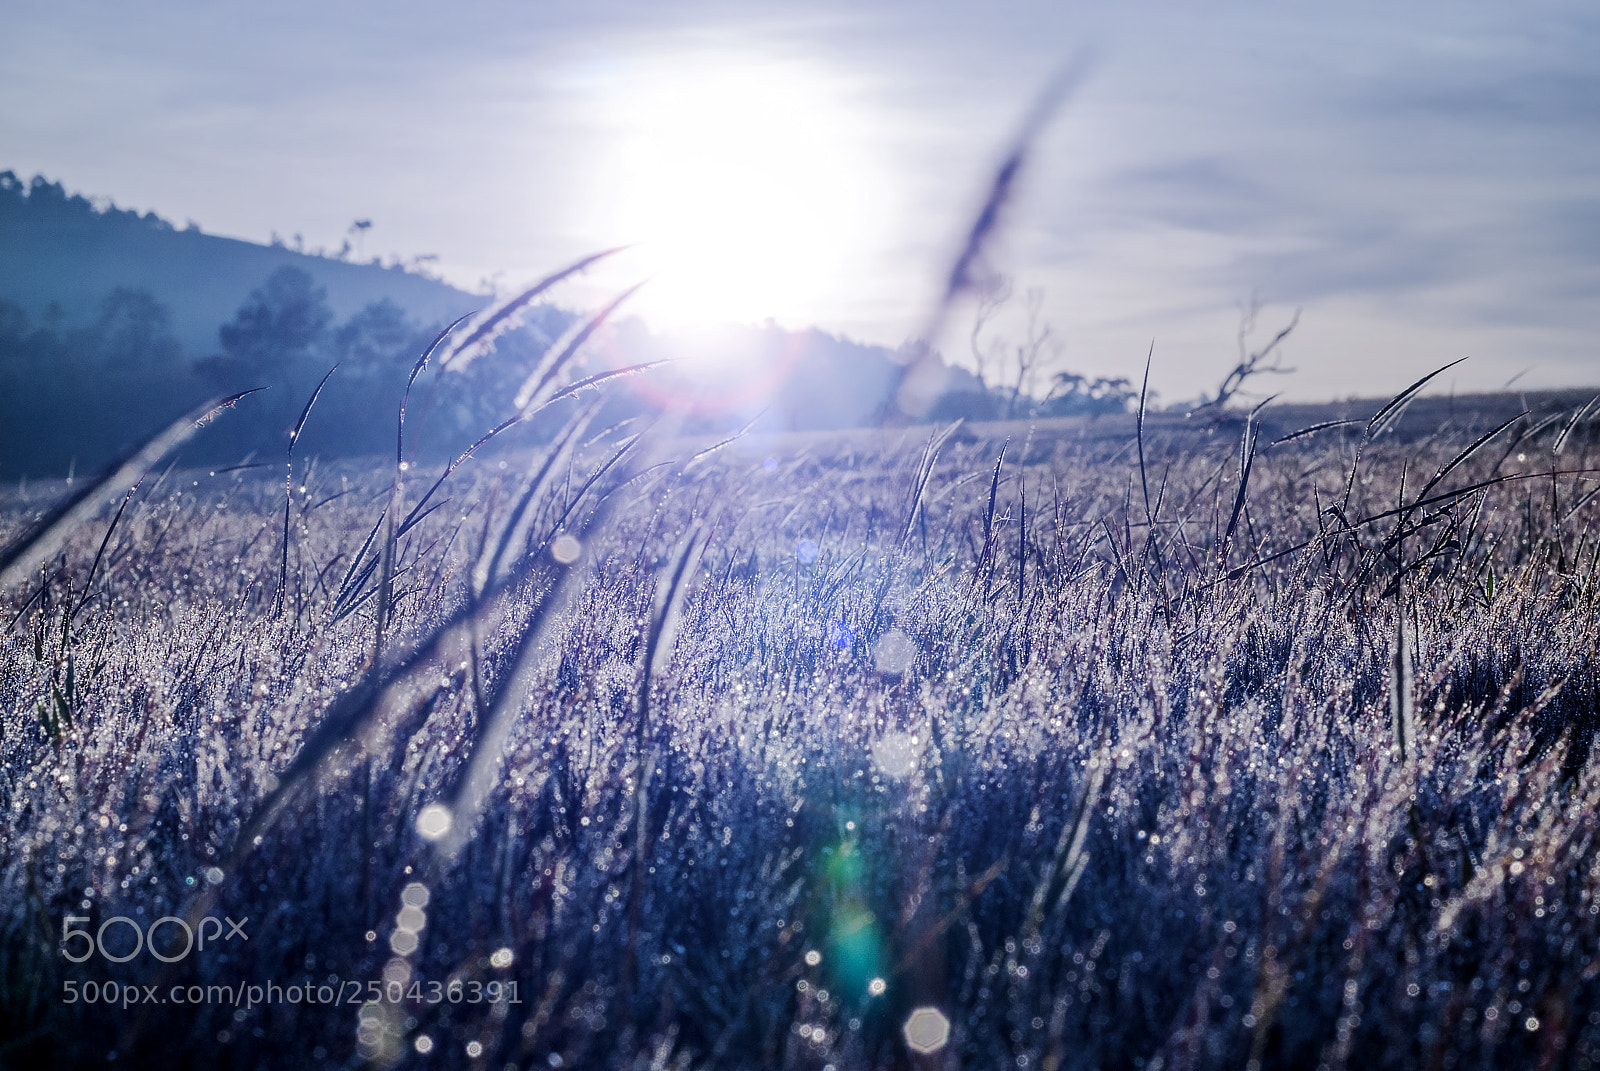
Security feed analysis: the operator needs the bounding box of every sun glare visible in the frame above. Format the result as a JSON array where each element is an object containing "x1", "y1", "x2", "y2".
[{"x1": 582, "y1": 52, "x2": 893, "y2": 330}]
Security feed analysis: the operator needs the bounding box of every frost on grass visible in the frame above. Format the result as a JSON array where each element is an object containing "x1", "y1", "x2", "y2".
[{"x1": 3, "y1": 411, "x2": 1600, "y2": 1070}]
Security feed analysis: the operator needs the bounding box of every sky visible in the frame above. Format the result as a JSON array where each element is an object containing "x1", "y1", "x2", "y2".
[{"x1": 2, "y1": 0, "x2": 1597, "y2": 403}]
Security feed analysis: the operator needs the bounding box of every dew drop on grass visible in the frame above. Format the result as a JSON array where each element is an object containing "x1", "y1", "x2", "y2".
[
  {"x1": 871, "y1": 733, "x2": 918, "y2": 779},
  {"x1": 551, "y1": 534, "x2": 582, "y2": 564},
  {"x1": 416, "y1": 804, "x2": 452, "y2": 841},
  {"x1": 873, "y1": 630, "x2": 916, "y2": 675},
  {"x1": 903, "y1": 1007, "x2": 950, "y2": 1054}
]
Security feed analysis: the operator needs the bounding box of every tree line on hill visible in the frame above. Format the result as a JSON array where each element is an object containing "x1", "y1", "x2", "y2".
[
  {"x1": 0, "y1": 265, "x2": 575, "y2": 477},
  {"x1": 0, "y1": 269, "x2": 1140, "y2": 479},
  {"x1": 0, "y1": 170, "x2": 1141, "y2": 478}
]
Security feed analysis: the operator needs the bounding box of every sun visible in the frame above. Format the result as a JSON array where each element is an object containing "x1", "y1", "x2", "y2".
[{"x1": 578, "y1": 50, "x2": 894, "y2": 331}]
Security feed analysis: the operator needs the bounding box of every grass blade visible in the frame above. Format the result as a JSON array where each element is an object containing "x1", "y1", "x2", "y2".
[
  {"x1": 887, "y1": 58, "x2": 1092, "y2": 421},
  {"x1": 277, "y1": 366, "x2": 338, "y2": 615},
  {"x1": 512, "y1": 282, "x2": 647, "y2": 411},
  {"x1": 1414, "y1": 412, "x2": 1525, "y2": 506},
  {"x1": 440, "y1": 248, "x2": 626, "y2": 372},
  {"x1": 1367, "y1": 357, "x2": 1468, "y2": 439},
  {"x1": 1553, "y1": 394, "x2": 1600, "y2": 456},
  {"x1": 0, "y1": 389, "x2": 264, "y2": 591},
  {"x1": 398, "y1": 312, "x2": 475, "y2": 466},
  {"x1": 1269, "y1": 419, "x2": 1360, "y2": 447}
]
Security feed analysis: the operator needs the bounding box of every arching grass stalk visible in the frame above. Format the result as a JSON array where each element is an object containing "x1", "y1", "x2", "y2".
[
  {"x1": 0, "y1": 388, "x2": 264, "y2": 592},
  {"x1": 625, "y1": 527, "x2": 707, "y2": 1003},
  {"x1": 277, "y1": 366, "x2": 337, "y2": 619}
]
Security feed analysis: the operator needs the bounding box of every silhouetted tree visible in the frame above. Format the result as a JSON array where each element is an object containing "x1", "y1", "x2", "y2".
[
  {"x1": 331, "y1": 299, "x2": 415, "y2": 379},
  {"x1": 1004, "y1": 287, "x2": 1061, "y2": 418},
  {"x1": 309, "y1": 300, "x2": 432, "y2": 455},
  {"x1": 963, "y1": 277, "x2": 1069, "y2": 419},
  {"x1": 348, "y1": 219, "x2": 372, "y2": 261},
  {"x1": 196, "y1": 266, "x2": 332, "y2": 389},
  {"x1": 1040, "y1": 373, "x2": 1137, "y2": 416},
  {"x1": 0, "y1": 289, "x2": 198, "y2": 475},
  {"x1": 85, "y1": 287, "x2": 182, "y2": 373},
  {"x1": 968, "y1": 274, "x2": 1012, "y2": 393},
  {"x1": 1188, "y1": 296, "x2": 1299, "y2": 416}
]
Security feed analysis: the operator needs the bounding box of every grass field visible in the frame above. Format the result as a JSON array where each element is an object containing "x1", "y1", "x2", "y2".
[{"x1": 4, "y1": 374, "x2": 1600, "y2": 1069}]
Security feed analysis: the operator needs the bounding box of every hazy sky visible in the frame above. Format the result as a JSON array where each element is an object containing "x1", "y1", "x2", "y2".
[{"x1": 3, "y1": 0, "x2": 1597, "y2": 401}]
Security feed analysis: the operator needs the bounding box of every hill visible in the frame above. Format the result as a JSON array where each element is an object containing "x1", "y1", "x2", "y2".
[
  {"x1": 0, "y1": 171, "x2": 480, "y2": 359},
  {"x1": 0, "y1": 170, "x2": 1033, "y2": 478}
]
